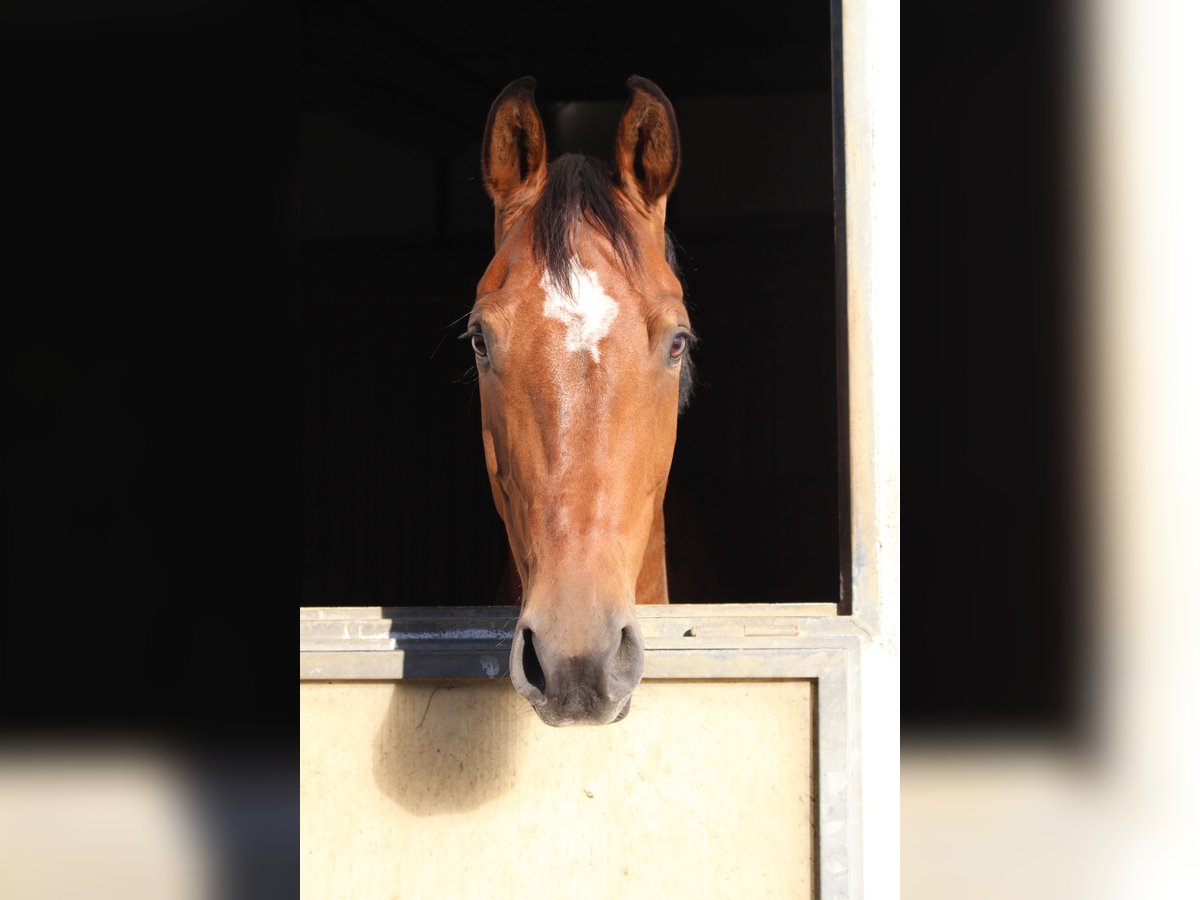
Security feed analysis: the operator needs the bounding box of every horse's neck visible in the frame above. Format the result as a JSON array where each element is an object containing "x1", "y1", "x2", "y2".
[{"x1": 635, "y1": 502, "x2": 670, "y2": 604}]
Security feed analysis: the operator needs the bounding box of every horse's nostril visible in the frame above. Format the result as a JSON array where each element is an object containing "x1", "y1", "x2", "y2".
[
  {"x1": 521, "y1": 628, "x2": 546, "y2": 694},
  {"x1": 615, "y1": 626, "x2": 637, "y2": 668},
  {"x1": 610, "y1": 624, "x2": 645, "y2": 693}
]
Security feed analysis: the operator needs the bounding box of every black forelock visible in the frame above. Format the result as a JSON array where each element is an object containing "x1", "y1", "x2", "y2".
[
  {"x1": 529, "y1": 153, "x2": 693, "y2": 413},
  {"x1": 530, "y1": 154, "x2": 636, "y2": 294},
  {"x1": 530, "y1": 154, "x2": 683, "y2": 293}
]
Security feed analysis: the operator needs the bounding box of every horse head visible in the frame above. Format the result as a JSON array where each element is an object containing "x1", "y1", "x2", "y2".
[{"x1": 472, "y1": 76, "x2": 692, "y2": 725}]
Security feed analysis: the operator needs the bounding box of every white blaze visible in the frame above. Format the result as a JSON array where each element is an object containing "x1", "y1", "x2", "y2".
[{"x1": 540, "y1": 262, "x2": 619, "y2": 363}]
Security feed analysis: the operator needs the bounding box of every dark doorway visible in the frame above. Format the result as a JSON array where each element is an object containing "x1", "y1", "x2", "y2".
[{"x1": 301, "y1": 0, "x2": 840, "y2": 606}]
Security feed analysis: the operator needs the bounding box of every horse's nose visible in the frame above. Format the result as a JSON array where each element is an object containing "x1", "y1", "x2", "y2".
[{"x1": 509, "y1": 610, "x2": 644, "y2": 726}]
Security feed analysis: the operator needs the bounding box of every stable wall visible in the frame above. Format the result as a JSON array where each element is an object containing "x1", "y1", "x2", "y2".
[{"x1": 300, "y1": 680, "x2": 815, "y2": 899}]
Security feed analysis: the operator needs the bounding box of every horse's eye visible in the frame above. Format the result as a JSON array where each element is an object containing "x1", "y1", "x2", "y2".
[
  {"x1": 471, "y1": 333, "x2": 488, "y2": 358},
  {"x1": 669, "y1": 334, "x2": 688, "y2": 360}
]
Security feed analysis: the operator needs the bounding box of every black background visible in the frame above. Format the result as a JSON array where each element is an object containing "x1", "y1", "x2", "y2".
[
  {"x1": 1, "y1": 1, "x2": 1080, "y2": 880},
  {"x1": 905, "y1": 0, "x2": 1081, "y2": 739}
]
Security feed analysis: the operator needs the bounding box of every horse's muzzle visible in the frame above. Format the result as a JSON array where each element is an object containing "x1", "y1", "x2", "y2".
[{"x1": 508, "y1": 610, "x2": 645, "y2": 726}]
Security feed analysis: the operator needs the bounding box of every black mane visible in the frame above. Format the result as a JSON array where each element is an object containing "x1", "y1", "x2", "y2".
[{"x1": 529, "y1": 154, "x2": 694, "y2": 410}]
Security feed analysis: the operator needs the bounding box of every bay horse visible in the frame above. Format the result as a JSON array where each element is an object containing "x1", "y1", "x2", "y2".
[{"x1": 470, "y1": 76, "x2": 693, "y2": 725}]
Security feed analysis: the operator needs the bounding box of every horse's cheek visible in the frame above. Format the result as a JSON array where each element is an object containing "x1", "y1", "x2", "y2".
[{"x1": 481, "y1": 428, "x2": 500, "y2": 479}]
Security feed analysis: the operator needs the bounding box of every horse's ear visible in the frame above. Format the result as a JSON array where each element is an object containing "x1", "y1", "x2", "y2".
[
  {"x1": 482, "y1": 76, "x2": 547, "y2": 240},
  {"x1": 614, "y1": 75, "x2": 681, "y2": 218}
]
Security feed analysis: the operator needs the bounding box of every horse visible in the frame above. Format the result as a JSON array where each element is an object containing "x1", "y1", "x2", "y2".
[{"x1": 470, "y1": 76, "x2": 693, "y2": 726}]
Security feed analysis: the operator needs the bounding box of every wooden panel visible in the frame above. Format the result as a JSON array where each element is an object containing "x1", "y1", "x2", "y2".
[{"x1": 301, "y1": 680, "x2": 815, "y2": 899}]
